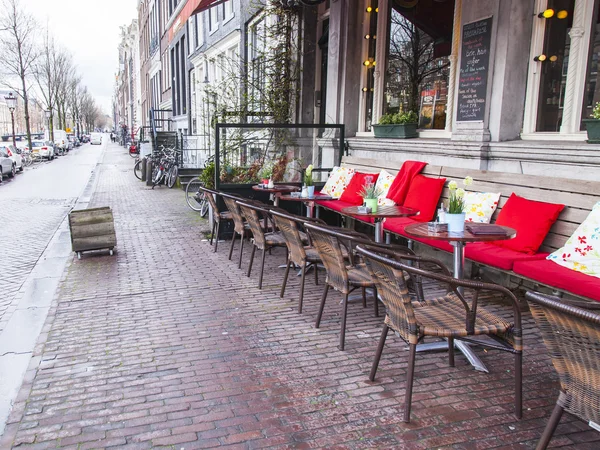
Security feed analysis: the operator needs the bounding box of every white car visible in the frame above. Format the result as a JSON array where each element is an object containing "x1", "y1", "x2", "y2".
[
  {"x1": 31, "y1": 140, "x2": 55, "y2": 160},
  {"x1": 90, "y1": 133, "x2": 102, "y2": 145},
  {"x1": 0, "y1": 144, "x2": 23, "y2": 172}
]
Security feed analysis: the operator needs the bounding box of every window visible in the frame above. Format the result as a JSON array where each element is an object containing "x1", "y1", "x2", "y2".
[
  {"x1": 249, "y1": 16, "x2": 268, "y2": 113},
  {"x1": 209, "y1": 6, "x2": 218, "y2": 33},
  {"x1": 188, "y1": 17, "x2": 195, "y2": 55},
  {"x1": 222, "y1": 0, "x2": 234, "y2": 23}
]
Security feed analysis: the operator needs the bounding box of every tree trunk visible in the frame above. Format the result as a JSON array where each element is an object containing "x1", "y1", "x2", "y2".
[{"x1": 21, "y1": 72, "x2": 32, "y2": 152}]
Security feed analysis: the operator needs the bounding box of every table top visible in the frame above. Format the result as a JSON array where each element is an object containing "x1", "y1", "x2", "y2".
[
  {"x1": 279, "y1": 194, "x2": 333, "y2": 202},
  {"x1": 404, "y1": 222, "x2": 516, "y2": 243},
  {"x1": 252, "y1": 184, "x2": 300, "y2": 194},
  {"x1": 341, "y1": 205, "x2": 420, "y2": 219}
]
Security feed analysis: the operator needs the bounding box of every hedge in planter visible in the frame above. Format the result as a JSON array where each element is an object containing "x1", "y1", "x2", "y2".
[{"x1": 372, "y1": 111, "x2": 419, "y2": 138}]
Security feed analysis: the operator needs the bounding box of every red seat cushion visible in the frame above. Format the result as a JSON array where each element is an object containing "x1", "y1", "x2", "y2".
[
  {"x1": 513, "y1": 259, "x2": 600, "y2": 302},
  {"x1": 315, "y1": 199, "x2": 374, "y2": 223},
  {"x1": 383, "y1": 217, "x2": 452, "y2": 252},
  {"x1": 493, "y1": 194, "x2": 564, "y2": 254},
  {"x1": 403, "y1": 175, "x2": 446, "y2": 222},
  {"x1": 465, "y1": 243, "x2": 549, "y2": 271},
  {"x1": 338, "y1": 172, "x2": 379, "y2": 205}
]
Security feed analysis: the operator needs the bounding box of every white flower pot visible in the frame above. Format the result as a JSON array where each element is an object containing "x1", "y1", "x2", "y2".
[
  {"x1": 446, "y1": 213, "x2": 466, "y2": 233},
  {"x1": 307, "y1": 186, "x2": 315, "y2": 197}
]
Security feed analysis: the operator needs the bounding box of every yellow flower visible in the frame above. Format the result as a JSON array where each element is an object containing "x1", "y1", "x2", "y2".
[
  {"x1": 456, "y1": 188, "x2": 465, "y2": 198},
  {"x1": 464, "y1": 176, "x2": 473, "y2": 186},
  {"x1": 448, "y1": 180, "x2": 457, "y2": 190}
]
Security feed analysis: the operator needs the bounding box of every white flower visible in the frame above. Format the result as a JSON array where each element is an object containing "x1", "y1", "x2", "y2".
[
  {"x1": 456, "y1": 188, "x2": 465, "y2": 198},
  {"x1": 464, "y1": 176, "x2": 473, "y2": 186},
  {"x1": 306, "y1": 164, "x2": 313, "y2": 176},
  {"x1": 448, "y1": 180, "x2": 458, "y2": 190}
]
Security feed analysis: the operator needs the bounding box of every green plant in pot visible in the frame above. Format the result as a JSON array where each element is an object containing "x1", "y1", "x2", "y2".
[
  {"x1": 445, "y1": 176, "x2": 472, "y2": 233},
  {"x1": 258, "y1": 163, "x2": 273, "y2": 186},
  {"x1": 373, "y1": 110, "x2": 419, "y2": 138},
  {"x1": 359, "y1": 178, "x2": 382, "y2": 213},
  {"x1": 303, "y1": 164, "x2": 314, "y2": 197},
  {"x1": 583, "y1": 102, "x2": 600, "y2": 143}
]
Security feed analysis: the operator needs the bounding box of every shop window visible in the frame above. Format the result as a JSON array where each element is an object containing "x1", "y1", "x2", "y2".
[
  {"x1": 581, "y1": 3, "x2": 600, "y2": 129},
  {"x1": 383, "y1": 1, "x2": 453, "y2": 130}
]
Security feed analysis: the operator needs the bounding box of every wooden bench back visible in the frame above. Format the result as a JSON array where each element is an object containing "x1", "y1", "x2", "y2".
[{"x1": 341, "y1": 156, "x2": 600, "y2": 253}]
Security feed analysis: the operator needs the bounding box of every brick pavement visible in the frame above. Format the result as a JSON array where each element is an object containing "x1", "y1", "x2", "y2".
[{"x1": 2, "y1": 144, "x2": 599, "y2": 449}]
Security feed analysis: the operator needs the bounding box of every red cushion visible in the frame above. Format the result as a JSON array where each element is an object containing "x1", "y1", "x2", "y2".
[
  {"x1": 513, "y1": 259, "x2": 600, "y2": 302},
  {"x1": 465, "y1": 243, "x2": 549, "y2": 271},
  {"x1": 403, "y1": 175, "x2": 446, "y2": 222},
  {"x1": 383, "y1": 217, "x2": 452, "y2": 252},
  {"x1": 493, "y1": 194, "x2": 564, "y2": 255},
  {"x1": 386, "y1": 161, "x2": 427, "y2": 205},
  {"x1": 338, "y1": 172, "x2": 379, "y2": 206},
  {"x1": 315, "y1": 199, "x2": 374, "y2": 223}
]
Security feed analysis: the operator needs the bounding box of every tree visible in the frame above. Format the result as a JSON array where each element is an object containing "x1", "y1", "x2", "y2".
[{"x1": 0, "y1": 0, "x2": 39, "y2": 151}]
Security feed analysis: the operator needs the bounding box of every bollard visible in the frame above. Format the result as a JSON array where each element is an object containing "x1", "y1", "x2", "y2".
[
  {"x1": 141, "y1": 157, "x2": 147, "y2": 181},
  {"x1": 146, "y1": 159, "x2": 153, "y2": 187}
]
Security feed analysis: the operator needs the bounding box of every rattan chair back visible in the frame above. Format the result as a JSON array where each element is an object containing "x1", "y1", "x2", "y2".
[
  {"x1": 222, "y1": 196, "x2": 245, "y2": 234},
  {"x1": 237, "y1": 201, "x2": 267, "y2": 249},
  {"x1": 304, "y1": 223, "x2": 350, "y2": 293},
  {"x1": 525, "y1": 291, "x2": 600, "y2": 446},
  {"x1": 199, "y1": 186, "x2": 219, "y2": 217},
  {"x1": 271, "y1": 212, "x2": 307, "y2": 267}
]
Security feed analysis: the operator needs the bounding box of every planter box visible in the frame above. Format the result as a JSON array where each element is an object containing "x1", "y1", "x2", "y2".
[
  {"x1": 68, "y1": 207, "x2": 117, "y2": 258},
  {"x1": 582, "y1": 119, "x2": 600, "y2": 143},
  {"x1": 373, "y1": 123, "x2": 418, "y2": 138}
]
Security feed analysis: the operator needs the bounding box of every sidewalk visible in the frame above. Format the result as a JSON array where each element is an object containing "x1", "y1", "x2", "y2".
[{"x1": 1, "y1": 143, "x2": 597, "y2": 449}]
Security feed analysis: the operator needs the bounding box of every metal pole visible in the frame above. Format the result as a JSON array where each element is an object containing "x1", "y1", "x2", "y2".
[{"x1": 10, "y1": 110, "x2": 16, "y2": 148}]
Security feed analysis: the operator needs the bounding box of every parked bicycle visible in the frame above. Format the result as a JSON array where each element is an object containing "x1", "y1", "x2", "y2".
[
  {"x1": 185, "y1": 155, "x2": 214, "y2": 217},
  {"x1": 151, "y1": 145, "x2": 179, "y2": 189}
]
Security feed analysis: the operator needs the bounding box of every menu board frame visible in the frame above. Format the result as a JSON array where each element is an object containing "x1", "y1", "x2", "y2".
[{"x1": 457, "y1": 17, "x2": 494, "y2": 122}]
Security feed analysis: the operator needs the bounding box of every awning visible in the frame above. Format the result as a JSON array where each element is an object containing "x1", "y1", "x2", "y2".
[{"x1": 168, "y1": 0, "x2": 226, "y2": 40}]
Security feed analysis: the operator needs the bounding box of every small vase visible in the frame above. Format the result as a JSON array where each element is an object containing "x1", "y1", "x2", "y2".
[
  {"x1": 446, "y1": 213, "x2": 466, "y2": 233},
  {"x1": 267, "y1": 179, "x2": 274, "y2": 188},
  {"x1": 307, "y1": 186, "x2": 315, "y2": 197},
  {"x1": 364, "y1": 198, "x2": 378, "y2": 213},
  {"x1": 301, "y1": 186, "x2": 309, "y2": 198}
]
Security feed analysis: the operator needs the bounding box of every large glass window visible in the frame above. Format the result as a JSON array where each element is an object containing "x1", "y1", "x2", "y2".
[
  {"x1": 383, "y1": 1, "x2": 454, "y2": 129},
  {"x1": 581, "y1": 2, "x2": 600, "y2": 128}
]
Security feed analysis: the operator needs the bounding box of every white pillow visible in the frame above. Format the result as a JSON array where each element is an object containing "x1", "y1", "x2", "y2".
[
  {"x1": 321, "y1": 166, "x2": 355, "y2": 199},
  {"x1": 375, "y1": 169, "x2": 396, "y2": 206},
  {"x1": 464, "y1": 192, "x2": 501, "y2": 223},
  {"x1": 547, "y1": 202, "x2": 600, "y2": 278}
]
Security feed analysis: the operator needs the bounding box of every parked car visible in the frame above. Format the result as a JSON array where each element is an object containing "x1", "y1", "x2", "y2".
[
  {"x1": 90, "y1": 133, "x2": 102, "y2": 145},
  {"x1": 0, "y1": 146, "x2": 16, "y2": 181},
  {"x1": 52, "y1": 130, "x2": 69, "y2": 154},
  {"x1": 31, "y1": 140, "x2": 55, "y2": 160},
  {"x1": 0, "y1": 144, "x2": 23, "y2": 172}
]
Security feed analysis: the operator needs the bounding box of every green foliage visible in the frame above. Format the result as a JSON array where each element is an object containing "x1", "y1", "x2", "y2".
[
  {"x1": 592, "y1": 102, "x2": 600, "y2": 119},
  {"x1": 199, "y1": 160, "x2": 215, "y2": 189},
  {"x1": 304, "y1": 172, "x2": 313, "y2": 186},
  {"x1": 359, "y1": 183, "x2": 383, "y2": 199},
  {"x1": 378, "y1": 111, "x2": 419, "y2": 125}
]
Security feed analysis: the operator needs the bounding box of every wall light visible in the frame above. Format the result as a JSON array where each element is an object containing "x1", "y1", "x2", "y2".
[
  {"x1": 366, "y1": 6, "x2": 372, "y2": 12},
  {"x1": 362, "y1": 87, "x2": 368, "y2": 92},
  {"x1": 549, "y1": 55, "x2": 558, "y2": 62},
  {"x1": 557, "y1": 10, "x2": 568, "y2": 19},
  {"x1": 534, "y1": 54, "x2": 547, "y2": 62},
  {"x1": 538, "y1": 9, "x2": 554, "y2": 18},
  {"x1": 363, "y1": 60, "x2": 371, "y2": 66},
  {"x1": 365, "y1": 34, "x2": 370, "y2": 39}
]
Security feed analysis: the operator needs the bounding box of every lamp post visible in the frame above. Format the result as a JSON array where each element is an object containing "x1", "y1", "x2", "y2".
[
  {"x1": 5, "y1": 92, "x2": 17, "y2": 147},
  {"x1": 45, "y1": 109, "x2": 53, "y2": 142}
]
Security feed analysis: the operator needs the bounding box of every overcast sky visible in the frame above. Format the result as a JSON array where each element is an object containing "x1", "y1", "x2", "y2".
[{"x1": 25, "y1": 0, "x2": 138, "y2": 114}]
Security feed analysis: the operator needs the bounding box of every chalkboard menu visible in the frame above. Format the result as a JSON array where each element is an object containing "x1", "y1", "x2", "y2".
[{"x1": 457, "y1": 17, "x2": 493, "y2": 122}]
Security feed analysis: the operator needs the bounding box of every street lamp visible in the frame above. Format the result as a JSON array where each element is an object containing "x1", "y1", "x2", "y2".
[
  {"x1": 5, "y1": 92, "x2": 17, "y2": 147},
  {"x1": 45, "y1": 109, "x2": 53, "y2": 141}
]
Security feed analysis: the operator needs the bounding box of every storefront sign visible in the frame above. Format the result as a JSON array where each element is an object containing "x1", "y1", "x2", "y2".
[{"x1": 457, "y1": 17, "x2": 493, "y2": 122}]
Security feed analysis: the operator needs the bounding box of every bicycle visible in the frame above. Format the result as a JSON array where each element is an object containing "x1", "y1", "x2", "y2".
[
  {"x1": 185, "y1": 155, "x2": 214, "y2": 217},
  {"x1": 151, "y1": 146, "x2": 178, "y2": 189}
]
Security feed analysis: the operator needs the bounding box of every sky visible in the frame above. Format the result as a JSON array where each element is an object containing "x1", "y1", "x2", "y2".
[{"x1": 24, "y1": 0, "x2": 138, "y2": 114}]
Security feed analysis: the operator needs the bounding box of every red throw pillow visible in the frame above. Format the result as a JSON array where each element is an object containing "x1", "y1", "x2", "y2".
[
  {"x1": 403, "y1": 175, "x2": 446, "y2": 222},
  {"x1": 493, "y1": 193, "x2": 564, "y2": 254},
  {"x1": 338, "y1": 172, "x2": 379, "y2": 205}
]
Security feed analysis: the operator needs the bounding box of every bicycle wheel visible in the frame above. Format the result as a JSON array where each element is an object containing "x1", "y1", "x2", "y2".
[
  {"x1": 167, "y1": 165, "x2": 178, "y2": 188},
  {"x1": 199, "y1": 194, "x2": 209, "y2": 217},
  {"x1": 152, "y1": 166, "x2": 163, "y2": 188},
  {"x1": 134, "y1": 159, "x2": 143, "y2": 180},
  {"x1": 185, "y1": 178, "x2": 205, "y2": 212}
]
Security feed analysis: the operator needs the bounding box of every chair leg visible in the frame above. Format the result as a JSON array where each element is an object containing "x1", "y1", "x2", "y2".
[
  {"x1": 228, "y1": 232, "x2": 236, "y2": 261},
  {"x1": 362, "y1": 287, "x2": 367, "y2": 308},
  {"x1": 369, "y1": 324, "x2": 389, "y2": 381},
  {"x1": 210, "y1": 221, "x2": 216, "y2": 246},
  {"x1": 314, "y1": 264, "x2": 318, "y2": 285},
  {"x1": 515, "y1": 351, "x2": 523, "y2": 419},
  {"x1": 373, "y1": 287, "x2": 379, "y2": 317},
  {"x1": 403, "y1": 343, "x2": 417, "y2": 423},
  {"x1": 535, "y1": 403, "x2": 564, "y2": 450},
  {"x1": 214, "y1": 222, "x2": 220, "y2": 252},
  {"x1": 339, "y1": 293, "x2": 349, "y2": 351},
  {"x1": 315, "y1": 284, "x2": 330, "y2": 328},
  {"x1": 238, "y1": 231, "x2": 245, "y2": 269},
  {"x1": 448, "y1": 337, "x2": 455, "y2": 367},
  {"x1": 281, "y1": 258, "x2": 291, "y2": 298},
  {"x1": 247, "y1": 245, "x2": 256, "y2": 277},
  {"x1": 298, "y1": 265, "x2": 307, "y2": 313},
  {"x1": 258, "y1": 248, "x2": 266, "y2": 289}
]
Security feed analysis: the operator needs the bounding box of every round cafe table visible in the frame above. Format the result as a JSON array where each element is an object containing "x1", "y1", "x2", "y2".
[
  {"x1": 252, "y1": 184, "x2": 300, "y2": 207},
  {"x1": 279, "y1": 193, "x2": 333, "y2": 218},
  {"x1": 341, "y1": 205, "x2": 419, "y2": 243},
  {"x1": 403, "y1": 222, "x2": 516, "y2": 373}
]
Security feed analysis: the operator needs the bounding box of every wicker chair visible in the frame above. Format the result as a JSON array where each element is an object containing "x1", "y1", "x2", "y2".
[
  {"x1": 270, "y1": 210, "x2": 328, "y2": 313},
  {"x1": 220, "y1": 193, "x2": 254, "y2": 269},
  {"x1": 525, "y1": 291, "x2": 600, "y2": 450},
  {"x1": 237, "y1": 200, "x2": 288, "y2": 289},
  {"x1": 304, "y1": 223, "x2": 386, "y2": 351},
  {"x1": 356, "y1": 244, "x2": 523, "y2": 423},
  {"x1": 199, "y1": 187, "x2": 232, "y2": 253}
]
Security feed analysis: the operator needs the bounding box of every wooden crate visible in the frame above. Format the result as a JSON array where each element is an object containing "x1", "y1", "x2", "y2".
[{"x1": 68, "y1": 207, "x2": 117, "y2": 258}]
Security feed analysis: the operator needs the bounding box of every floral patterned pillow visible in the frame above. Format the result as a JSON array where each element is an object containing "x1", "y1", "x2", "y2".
[
  {"x1": 464, "y1": 192, "x2": 501, "y2": 223},
  {"x1": 375, "y1": 169, "x2": 396, "y2": 206},
  {"x1": 547, "y1": 202, "x2": 600, "y2": 278},
  {"x1": 321, "y1": 166, "x2": 355, "y2": 199}
]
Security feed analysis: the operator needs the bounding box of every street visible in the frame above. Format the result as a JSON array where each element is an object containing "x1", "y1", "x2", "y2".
[{"x1": 0, "y1": 138, "x2": 105, "y2": 435}]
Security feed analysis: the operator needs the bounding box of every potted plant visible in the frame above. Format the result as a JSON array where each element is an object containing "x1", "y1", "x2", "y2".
[
  {"x1": 445, "y1": 176, "x2": 472, "y2": 233},
  {"x1": 583, "y1": 102, "x2": 600, "y2": 143},
  {"x1": 303, "y1": 164, "x2": 315, "y2": 197},
  {"x1": 372, "y1": 111, "x2": 419, "y2": 138},
  {"x1": 359, "y1": 178, "x2": 382, "y2": 213},
  {"x1": 258, "y1": 163, "x2": 273, "y2": 186}
]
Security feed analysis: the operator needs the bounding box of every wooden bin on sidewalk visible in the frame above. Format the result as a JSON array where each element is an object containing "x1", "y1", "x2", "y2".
[{"x1": 68, "y1": 207, "x2": 117, "y2": 259}]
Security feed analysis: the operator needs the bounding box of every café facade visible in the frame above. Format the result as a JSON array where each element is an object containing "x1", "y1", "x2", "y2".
[{"x1": 311, "y1": 0, "x2": 600, "y2": 180}]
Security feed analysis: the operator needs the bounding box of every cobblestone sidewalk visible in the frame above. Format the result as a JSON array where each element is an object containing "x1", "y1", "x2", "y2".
[{"x1": 2, "y1": 145, "x2": 598, "y2": 449}]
